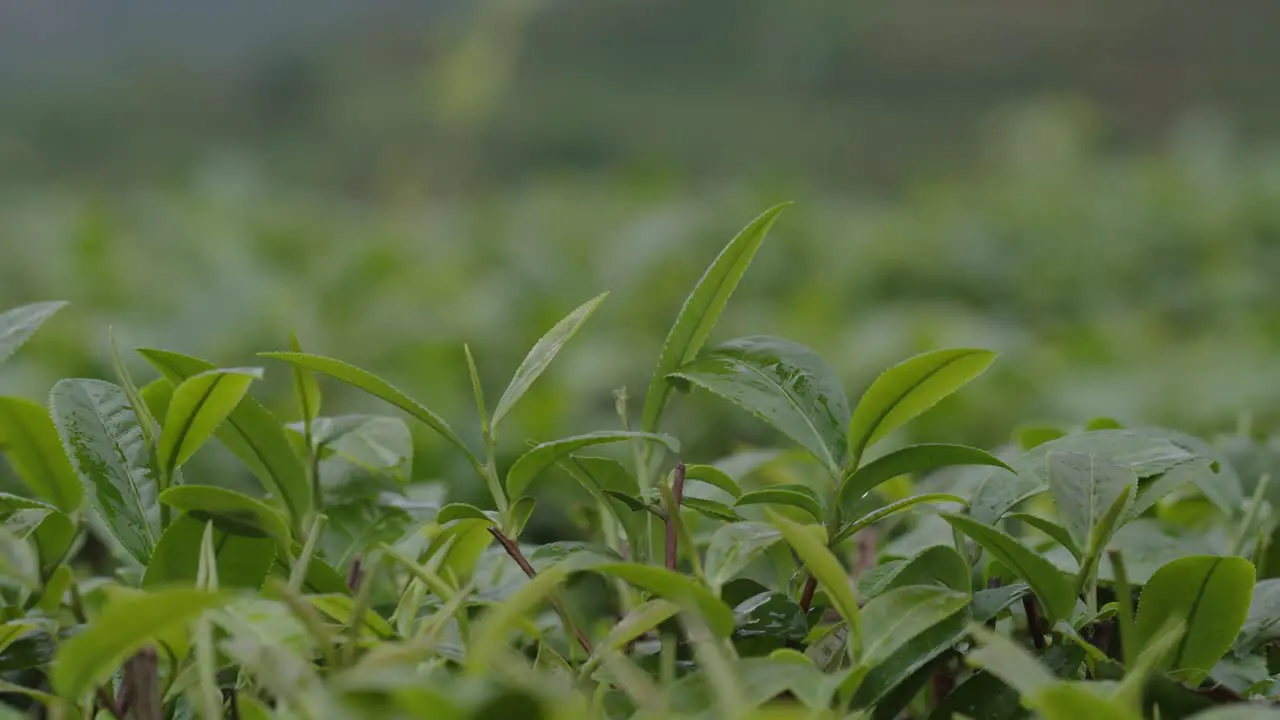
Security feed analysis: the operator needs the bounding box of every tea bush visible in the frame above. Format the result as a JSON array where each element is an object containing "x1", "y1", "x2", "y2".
[{"x1": 0, "y1": 205, "x2": 1279, "y2": 719}]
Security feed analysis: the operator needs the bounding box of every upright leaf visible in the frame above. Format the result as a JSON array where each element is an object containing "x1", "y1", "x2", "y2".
[
  {"x1": 158, "y1": 367, "x2": 262, "y2": 479},
  {"x1": 138, "y1": 350, "x2": 311, "y2": 528},
  {"x1": 52, "y1": 588, "x2": 225, "y2": 699},
  {"x1": 491, "y1": 292, "x2": 608, "y2": 431},
  {"x1": 0, "y1": 526, "x2": 38, "y2": 590},
  {"x1": 0, "y1": 301, "x2": 66, "y2": 365},
  {"x1": 768, "y1": 511, "x2": 861, "y2": 653},
  {"x1": 258, "y1": 351, "x2": 480, "y2": 473},
  {"x1": 108, "y1": 328, "x2": 159, "y2": 460},
  {"x1": 288, "y1": 332, "x2": 321, "y2": 425},
  {"x1": 965, "y1": 624, "x2": 1057, "y2": 697},
  {"x1": 839, "y1": 443, "x2": 1010, "y2": 516},
  {"x1": 669, "y1": 336, "x2": 850, "y2": 474},
  {"x1": 143, "y1": 515, "x2": 275, "y2": 590},
  {"x1": 847, "y1": 348, "x2": 995, "y2": 465},
  {"x1": 506, "y1": 431, "x2": 678, "y2": 499},
  {"x1": 942, "y1": 514, "x2": 1075, "y2": 624},
  {"x1": 0, "y1": 397, "x2": 82, "y2": 512},
  {"x1": 641, "y1": 203, "x2": 790, "y2": 434},
  {"x1": 50, "y1": 379, "x2": 159, "y2": 564},
  {"x1": 1044, "y1": 451, "x2": 1134, "y2": 553},
  {"x1": 158, "y1": 485, "x2": 292, "y2": 548},
  {"x1": 1135, "y1": 555, "x2": 1254, "y2": 681}
]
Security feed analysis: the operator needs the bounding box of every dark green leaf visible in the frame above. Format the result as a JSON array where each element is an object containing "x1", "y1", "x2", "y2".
[
  {"x1": 847, "y1": 348, "x2": 995, "y2": 465},
  {"x1": 641, "y1": 203, "x2": 790, "y2": 434},
  {"x1": 1006, "y1": 512, "x2": 1081, "y2": 560},
  {"x1": 492, "y1": 292, "x2": 608, "y2": 431},
  {"x1": 972, "y1": 584, "x2": 1032, "y2": 623},
  {"x1": 840, "y1": 443, "x2": 1010, "y2": 517},
  {"x1": 861, "y1": 545, "x2": 970, "y2": 598},
  {"x1": 50, "y1": 379, "x2": 159, "y2": 564},
  {"x1": 1044, "y1": 451, "x2": 1135, "y2": 554},
  {"x1": 0, "y1": 397, "x2": 83, "y2": 512},
  {"x1": 158, "y1": 485, "x2": 292, "y2": 547},
  {"x1": 942, "y1": 514, "x2": 1075, "y2": 624},
  {"x1": 140, "y1": 350, "x2": 312, "y2": 528},
  {"x1": 680, "y1": 497, "x2": 742, "y2": 523},
  {"x1": 854, "y1": 597, "x2": 971, "y2": 709},
  {"x1": 505, "y1": 431, "x2": 677, "y2": 499},
  {"x1": 735, "y1": 483, "x2": 824, "y2": 522},
  {"x1": 1233, "y1": 578, "x2": 1280, "y2": 653},
  {"x1": 0, "y1": 301, "x2": 65, "y2": 365},
  {"x1": 142, "y1": 514, "x2": 275, "y2": 590},
  {"x1": 832, "y1": 493, "x2": 966, "y2": 545},
  {"x1": 669, "y1": 336, "x2": 850, "y2": 474},
  {"x1": 768, "y1": 511, "x2": 861, "y2": 645},
  {"x1": 1136, "y1": 555, "x2": 1254, "y2": 681},
  {"x1": 859, "y1": 585, "x2": 970, "y2": 666}
]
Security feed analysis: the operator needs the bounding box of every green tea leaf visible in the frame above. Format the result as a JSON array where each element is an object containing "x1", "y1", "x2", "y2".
[
  {"x1": 832, "y1": 493, "x2": 966, "y2": 545},
  {"x1": 847, "y1": 348, "x2": 995, "y2": 465},
  {"x1": 158, "y1": 485, "x2": 292, "y2": 547},
  {"x1": 507, "y1": 496, "x2": 537, "y2": 537},
  {"x1": 966, "y1": 623, "x2": 1056, "y2": 697},
  {"x1": 860, "y1": 545, "x2": 970, "y2": 597},
  {"x1": 1234, "y1": 579, "x2": 1280, "y2": 653},
  {"x1": 670, "y1": 336, "x2": 850, "y2": 474},
  {"x1": 505, "y1": 431, "x2": 678, "y2": 499},
  {"x1": 52, "y1": 587, "x2": 225, "y2": 698},
  {"x1": 436, "y1": 503, "x2": 493, "y2": 525},
  {"x1": 1044, "y1": 451, "x2": 1135, "y2": 554},
  {"x1": 158, "y1": 367, "x2": 262, "y2": 478},
  {"x1": 768, "y1": 511, "x2": 861, "y2": 652},
  {"x1": 580, "y1": 559, "x2": 736, "y2": 637},
  {"x1": 860, "y1": 585, "x2": 970, "y2": 666},
  {"x1": 1135, "y1": 555, "x2": 1254, "y2": 681},
  {"x1": 259, "y1": 351, "x2": 480, "y2": 473},
  {"x1": 681, "y1": 497, "x2": 743, "y2": 523},
  {"x1": 0, "y1": 397, "x2": 82, "y2": 512},
  {"x1": 1006, "y1": 512, "x2": 1081, "y2": 560},
  {"x1": 288, "y1": 332, "x2": 321, "y2": 425},
  {"x1": 683, "y1": 464, "x2": 742, "y2": 499},
  {"x1": 853, "y1": 592, "x2": 972, "y2": 709},
  {"x1": 839, "y1": 443, "x2": 1009, "y2": 517},
  {"x1": 704, "y1": 521, "x2": 782, "y2": 593},
  {"x1": 492, "y1": 292, "x2": 608, "y2": 431},
  {"x1": 0, "y1": 526, "x2": 38, "y2": 589},
  {"x1": 0, "y1": 301, "x2": 65, "y2": 365},
  {"x1": 140, "y1": 349, "x2": 312, "y2": 528},
  {"x1": 1031, "y1": 682, "x2": 1141, "y2": 720},
  {"x1": 942, "y1": 514, "x2": 1075, "y2": 624},
  {"x1": 50, "y1": 378, "x2": 159, "y2": 564},
  {"x1": 735, "y1": 483, "x2": 824, "y2": 522},
  {"x1": 308, "y1": 594, "x2": 395, "y2": 640},
  {"x1": 143, "y1": 514, "x2": 275, "y2": 590},
  {"x1": 0, "y1": 496, "x2": 74, "y2": 573},
  {"x1": 469, "y1": 561, "x2": 571, "y2": 670},
  {"x1": 593, "y1": 599, "x2": 681, "y2": 658},
  {"x1": 641, "y1": 203, "x2": 789, "y2": 434}
]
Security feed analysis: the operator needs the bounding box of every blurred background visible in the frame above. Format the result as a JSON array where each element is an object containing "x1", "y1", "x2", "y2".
[{"x1": 4, "y1": 1, "x2": 1280, "y2": 519}]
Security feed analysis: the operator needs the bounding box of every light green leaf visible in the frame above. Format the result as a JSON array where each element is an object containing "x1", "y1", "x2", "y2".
[
  {"x1": 683, "y1": 464, "x2": 742, "y2": 499},
  {"x1": 1044, "y1": 451, "x2": 1135, "y2": 554},
  {"x1": 1006, "y1": 512, "x2": 1081, "y2": 560},
  {"x1": 288, "y1": 332, "x2": 322, "y2": 425},
  {"x1": 308, "y1": 594, "x2": 394, "y2": 640},
  {"x1": 109, "y1": 328, "x2": 159, "y2": 460},
  {"x1": 292, "y1": 414, "x2": 414, "y2": 481},
  {"x1": 50, "y1": 378, "x2": 159, "y2": 564},
  {"x1": 860, "y1": 545, "x2": 970, "y2": 597},
  {"x1": 507, "y1": 496, "x2": 537, "y2": 537},
  {"x1": 593, "y1": 599, "x2": 680, "y2": 658},
  {"x1": 0, "y1": 620, "x2": 44, "y2": 658},
  {"x1": 942, "y1": 513, "x2": 1075, "y2": 624},
  {"x1": 641, "y1": 203, "x2": 790, "y2": 434},
  {"x1": 492, "y1": 292, "x2": 608, "y2": 431},
  {"x1": 670, "y1": 336, "x2": 850, "y2": 474},
  {"x1": 832, "y1": 493, "x2": 966, "y2": 545},
  {"x1": 860, "y1": 585, "x2": 970, "y2": 666},
  {"x1": 1031, "y1": 682, "x2": 1141, "y2": 720},
  {"x1": 436, "y1": 503, "x2": 493, "y2": 525},
  {"x1": 158, "y1": 485, "x2": 292, "y2": 548},
  {"x1": 469, "y1": 561, "x2": 571, "y2": 670},
  {"x1": 966, "y1": 623, "x2": 1057, "y2": 697},
  {"x1": 680, "y1": 497, "x2": 742, "y2": 523},
  {"x1": 0, "y1": 496, "x2": 75, "y2": 573},
  {"x1": 768, "y1": 511, "x2": 861, "y2": 653},
  {"x1": 1234, "y1": 579, "x2": 1280, "y2": 653},
  {"x1": 580, "y1": 559, "x2": 735, "y2": 637},
  {"x1": 52, "y1": 587, "x2": 225, "y2": 698},
  {"x1": 158, "y1": 367, "x2": 262, "y2": 478},
  {"x1": 839, "y1": 443, "x2": 1009, "y2": 516},
  {"x1": 143, "y1": 514, "x2": 275, "y2": 590},
  {"x1": 1135, "y1": 555, "x2": 1254, "y2": 681},
  {"x1": 258, "y1": 351, "x2": 480, "y2": 473},
  {"x1": 0, "y1": 526, "x2": 38, "y2": 589},
  {"x1": 0, "y1": 397, "x2": 82, "y2": 512},
  {"x1": 0, "y1": 301, "x2": 65, "y2": 365},
  {"x1": 140, "y1": 349, "x2": 312, "y2": 528},
  {"x1": 735, "y1": 483, "x2": 824, "y2": 522},
  {"x1": 704, "y1": 521, "x2": 782, "y2": 592},
  {"x1": 505, "y1": 431, "x2": 678, "y2": 499},
  {"x1": 852, "y1": 590, "x2": 973, "y2": 708},
  {"x1": 847, "y1": 348, "x2": 995, "y2": 465}
]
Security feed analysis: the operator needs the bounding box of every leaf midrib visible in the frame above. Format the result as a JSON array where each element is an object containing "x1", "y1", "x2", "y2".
[
  {"x1": 853, "y1": 354, "x2": 973, "y2": 463},
  {"x1": 1170, "y1": 558, "x2": 1221, "y2": 669},
  {"x1": 165, "y1": 375, "x2": 226, "y2": 477}
]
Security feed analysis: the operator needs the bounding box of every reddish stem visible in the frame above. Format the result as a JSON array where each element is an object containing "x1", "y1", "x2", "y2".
[
  {"x1": 1023, "y1": 594, "x2": 1046, "y2": 649},
  {"x1": 665, "y1": 463, "x2": 686, "y2": 571},
  {"x1": 799, "y1": 575, "x2": 819, "y2": 613},
  {"x1": 489, "y1": 527, "x2": 593, "y2": 655}
]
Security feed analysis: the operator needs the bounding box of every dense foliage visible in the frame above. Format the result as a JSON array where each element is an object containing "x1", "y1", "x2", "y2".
[{"x1": 0, "y1": 206, "x2": 1278, "y2": 718}]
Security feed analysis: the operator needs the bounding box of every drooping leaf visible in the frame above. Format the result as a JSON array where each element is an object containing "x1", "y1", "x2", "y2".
[
  {"x1": 492, "y1": 292, "x2": 608, "y2": 431},
  {"x1": 641, "y1": 203, "x2": 790, "y2": 434},
  {"x1": 735, "y1": 483, "x2": 824, "y2": 523},
  {"x1": 52, "y1": 587, "x2": 225, "y2": 698},
  {"x1": 768, "y1": 511, "x2": 861, "y2": 651},
  {"x1": 1006, "y1": 512, "x2": 1081, "y2": 560},
  {"x1": 0, "y1": 301, "x2": 66, "y2": 365},
  {"x1": 942, "y1": 514, "x2": 1075, "y2": 624},
  {"x1": 158, "y1": 485, "x2": 292, "y2": 547},
  {"x1": 840, "y1": 443, "x2": 1010, "y2": 517},
  {"x1": 0, "y1": 496, "x2": 74, "y2": 574},
  {"x1": 505, "y1": 431, "x2": 678, "y2": 499},
  {"x1": 704, "y1": 521, "x2": 782, "y2": 593},
  {"x1": 1135, "y1": 555, "x2": 1254, "y2": 681},
  {"x1": 142, "y1": 514, "x2": 275, "y2": 590},
  {"x1": 158, "y1": 368, "x2": 263, "y2": 478},
  {"x1": 847, "y1": 348, "x2": 995, "y2": 465},
  {"x1": 0, "y1": 397, "x2": 83, "y2": 513},
  {"x1": 436, "y1": 503, "x2": 494, "y2": 525},
  {"x1": 258, "y1": 351, "x2": 480, "y2": 472},
  {"x1": 140, "y1": 350, "x2": 312, "y2": 528},
  {"x1": 860, "y1": 545, "x2": 970, "y2": 598},
  {"x1": 853, "y1": 592, "x2": 972, "y2": 709},
  {"x1": 50, "y1": 379, "x2": 159, "y2": 565},
  {"x1": 683, "y1": 464, "x2": 742, "y2": 499},
  {"x1": 669, "y1": 336, "x2": 850, "y2": 474}
]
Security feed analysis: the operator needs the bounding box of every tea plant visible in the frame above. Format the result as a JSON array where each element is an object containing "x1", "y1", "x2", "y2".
[{"x1": 0, "y1": 206, "x2": 1278, "y2": 719}]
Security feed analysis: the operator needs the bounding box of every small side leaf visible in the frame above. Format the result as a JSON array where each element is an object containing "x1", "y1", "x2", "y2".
[
  {"x1": 684, "y1": 464, "x2": 742, "y2": 499},
  {"x1": 942, "y1": 513, "x2": 1075, "y2": 624},
  {"x1": 0, "y1": 397, "x2": 83, "y2": 512},
  {"x1": 736, "y1": 484, "x2": 824, "y2": 523},
  {"x1": 158, "y1": 367, "x2": 262, "y2": 478},
  {"x1": 158, "y1": 485, "x2": 292, "y2": 548},
  {"x1": 839, "y1": 443, "x2": 1010, "y2": 516},
  {"x1": 506, "y1": 431, "x2": 678, "y2": 499},
  {"x1": 0, "y1": 302, "x2": 66, "y2": 365}
]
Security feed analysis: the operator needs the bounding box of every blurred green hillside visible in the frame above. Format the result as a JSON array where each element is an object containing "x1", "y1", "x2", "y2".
[{"x1": 2, "y1": 1, "x2": 1280, "y2": 513}]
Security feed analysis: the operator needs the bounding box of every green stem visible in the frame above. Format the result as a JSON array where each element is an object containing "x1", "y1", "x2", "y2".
[
  {"x1": 1233, "y1": 473, "x2": 1271, "y2": 557},
  {"x1": 1110, "y1": 550, "x2": 1138, "y2": 669},
  {"x1": 289, "y1": 514, "x2": 327, "y2": 593},
  {"x1": 342, "y1": 553, "x2": 380, "y2": 667}
]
